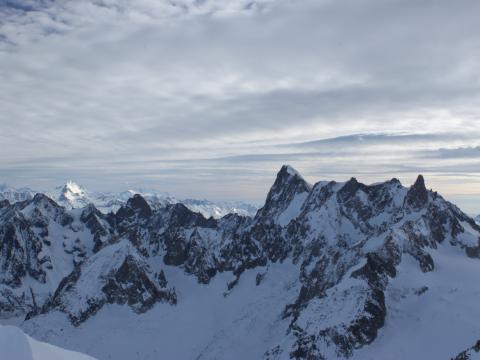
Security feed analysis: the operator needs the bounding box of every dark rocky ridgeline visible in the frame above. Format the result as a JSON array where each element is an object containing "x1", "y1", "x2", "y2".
[
  {"x1": 80, "y1": 204, "x2": 115, "y2": 253},
  {"x1": 39, "y1": 240, "x2": 176, "y2": 326},
  {"x1": 404, "y1": 174, "x2": 429, "y2": 209},
  {"x1": 1, "y1": 166, "x2": 480, "y2": 359}
]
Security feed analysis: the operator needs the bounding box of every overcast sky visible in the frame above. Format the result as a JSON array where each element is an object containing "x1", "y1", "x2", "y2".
[{"x1": 1, "y1": 0, "x2": 480, "y2": 214}]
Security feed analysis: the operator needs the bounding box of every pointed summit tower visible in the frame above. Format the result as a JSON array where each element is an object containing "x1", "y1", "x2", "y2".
[
  {"x1": 255, "y1": 165, "x2": 312, "y2": 226},
  {"x1": 405, "y1": 174, "x2": 429, "y2": 209}
]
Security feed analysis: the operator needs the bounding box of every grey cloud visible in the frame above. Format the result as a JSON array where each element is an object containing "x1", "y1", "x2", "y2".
[
  {"x1": 1, "y1": 0, "x2": 480, "y2": 211},
  {"x1": 420, "y1": 147, "x2": 480, "y2": 159}
]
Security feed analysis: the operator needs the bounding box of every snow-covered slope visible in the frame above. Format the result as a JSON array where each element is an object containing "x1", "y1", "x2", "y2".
[
  {"x1": 475, "y1": 214, "x2": 480, "y2": 225},
  {"x1": 0, "y1": 182, "x2": 258, "y2": 218},
  {"x1": 1, "y1": 165, "x2": 480, "y2": 360},
  {"x1": 0, "y1": 325, "x2": 96, "y2": 360}
]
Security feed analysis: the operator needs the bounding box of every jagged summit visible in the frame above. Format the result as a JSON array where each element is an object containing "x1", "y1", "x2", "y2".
[
  {"x1": 405, "y1": 174, "x2": 429, "y2": 209},
  {"x1": 281, "y1": 164, "x2": 302, "y2": 178},
  {"x1": 255, "y1": 165, "x2": 312, "y2": 225},
  {"x1": 56, "y1": 181, "x2": 91, "y2": 209},
  {"x1": 32, "y1": 192, "x2": 53, "y2": 204},
  {"x1": 61, "y1": 180, "x2": 85, "y2": 194},
  {"x1": 59, "y1": 180, "x2": 87, "y2": 199},
  {"x1": 126, "y1": 194, "x2": 152, "y2": 217}
]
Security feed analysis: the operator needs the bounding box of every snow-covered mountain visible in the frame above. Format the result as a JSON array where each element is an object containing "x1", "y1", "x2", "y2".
[
  {"x1": 0, "y1": 325, "x2": 96, "y2": 360},
  {"x1": 181, "y1": 198, "x2": 259, "y2": 218},
  {"x1": 0, "y1": 184, "x2": 36, "y2": 203},
  {"x1": 0, "y1": 181, "x2": 258, "y2": 218},
  {"x1": 475, "y1": 214, "x2": 480, "y2": 225},
  {"x1": 1, "y1": 165, "x2": 480, "y2": 359}
]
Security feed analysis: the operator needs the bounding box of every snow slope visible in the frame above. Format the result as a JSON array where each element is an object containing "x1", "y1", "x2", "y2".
[
  {"x1": 0, "y1": 325, "x2": 96, "y2": 360},
  {"x1": 356, "y1": 243, "x2": 480, "y2": 360},
  {"x1": 22, "y1": 262, "x2": 301, "y2": 360},
  {"x1": 19, "y1": 242, "x2": 480, "y2": 360}
]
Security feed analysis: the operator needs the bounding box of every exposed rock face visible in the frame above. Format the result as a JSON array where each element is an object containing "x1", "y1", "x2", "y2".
[
  {"x1": 255, "y1": 165, "x2": 312, "y2": 226},
  {"x1": 1, "y1": 166, "x2": 480, "y2": 358},
  {"x1": 405, "y1": 174, "x2": 429, "y2": 209},
  {"x1": 41, "y1": 240, "x2": 176, "y2": 326}
]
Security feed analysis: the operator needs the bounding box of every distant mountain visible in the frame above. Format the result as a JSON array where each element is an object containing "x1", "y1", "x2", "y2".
[
  {"x1": 0, "y1": 184, "x2": 36, "y2": 203},
  {"x1": 0, "y1": 181, "x2": 259, "y2": 219},
  {"x1": 1, "y1": 166, "x2": 480, "y2": 359},
  {"x1": 181, "y1": 198, "x2": 258, "y2": 218}
]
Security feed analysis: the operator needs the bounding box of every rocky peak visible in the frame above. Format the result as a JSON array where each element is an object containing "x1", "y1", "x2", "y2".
[
  {"x1": 255, "y1": 165, "x2": 312, "y2": 225},
  {"x1": 338, "y1": 177, "x2": 364, "y2": 199},
  {"x1": 32, "y1": 193, "x2": 55, "y2": 206},
  {"x1": 56, "y1": 181, "x2": 91, "y2": 210},
  {"x1": 276, "y1": 165, "x2": 309, "y2": 188},
  {"x1": 405, "y1": 174, "x2": 429, "y2": 209},
  {"x1": 59, "y1": 181, "x2": 86, "y2": 199},
  {"x1": 127, "y1": 194, "x2": 152, "y2": 218},
  {"x1": 165, "y1": 203, "x2": 215, "y2": 228},
  {"x1": 116, "y1": 194, "x2": 152, "y2": 224},
  {"x1": 80, "y1": 203, "x2": 102, "y2": 219},
  {"x1": 388, "y1": 177, "x2": 401, "y2": 185}
]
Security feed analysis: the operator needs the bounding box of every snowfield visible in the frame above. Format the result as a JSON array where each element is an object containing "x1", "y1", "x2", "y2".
[
  {"x1": 22, "y1": 262, "x2": 301, "y2": 360},
  {"x1": 0, "y1": 325, "x2": 96, "y2": 360},
  {"x1": 17, "y1": 242, "x2": 480, "y2": 360},
  {"x1": 356, "y1": 243, "x2": 480, "y2": 360}
]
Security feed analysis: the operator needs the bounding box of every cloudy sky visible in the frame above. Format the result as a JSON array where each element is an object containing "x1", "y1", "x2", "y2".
[{"x1": 1, "y1": 0, "x2": 480, "y2": 213}]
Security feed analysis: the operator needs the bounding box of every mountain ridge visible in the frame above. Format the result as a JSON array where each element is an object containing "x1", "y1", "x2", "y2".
[
  {"x1": 1, "y1": 166, "x2": 479, "y2": 359},
  {"x1": 0, "y1": 181, "x2": 259, "y2": 219}
]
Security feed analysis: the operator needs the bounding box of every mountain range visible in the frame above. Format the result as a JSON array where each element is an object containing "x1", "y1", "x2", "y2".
[
  {"x1": 0, "y1": 165, "x2": 480, "y2": 359},
  {"x1": 0, "y1": 181, "x2": 258, "y2": 219}
]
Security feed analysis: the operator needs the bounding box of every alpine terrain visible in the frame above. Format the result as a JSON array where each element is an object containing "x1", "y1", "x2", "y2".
[
  {"x1": 0, "y1": 181, "x2": 258, "y2": 218},
  {"x1": 1, "y1": 166, "x2": 480, "y2": 360}
]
